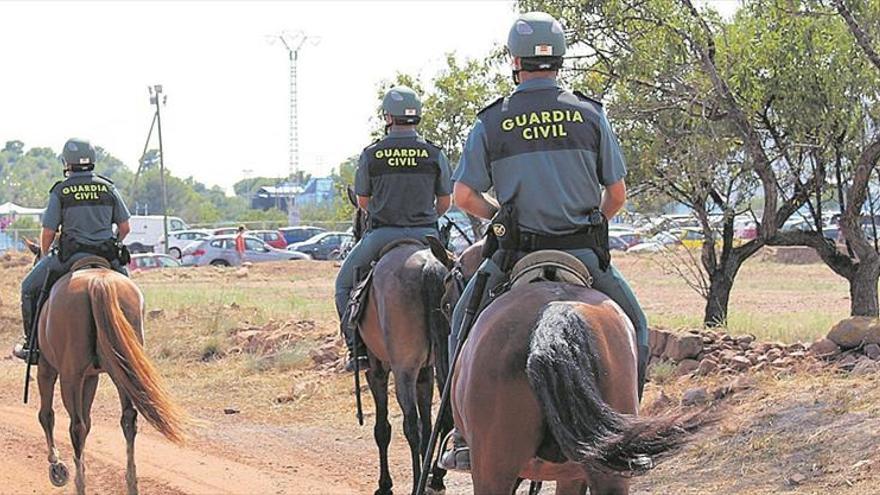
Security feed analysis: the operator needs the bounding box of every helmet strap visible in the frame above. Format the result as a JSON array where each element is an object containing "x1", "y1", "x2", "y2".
[{"x1": 511, "y1": 69, "x2": 521, "y2": 85}]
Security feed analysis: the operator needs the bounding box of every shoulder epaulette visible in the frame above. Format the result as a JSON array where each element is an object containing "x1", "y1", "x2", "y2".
[
  {"x1": 477, "y1": 96, "x2": 506, "y2": 116},
  {"x1": 573, "y1": 90, "x2": 604, "y2": 107},
  {"x1": 49, "y1": 180, "x2": 63, "y2": 194},
  {"x1": 362, "y1": 138, "x2": 382, "y2": 151},
  {"x1": 95, "y1": 173, "x2": 114, "y2": 184}
]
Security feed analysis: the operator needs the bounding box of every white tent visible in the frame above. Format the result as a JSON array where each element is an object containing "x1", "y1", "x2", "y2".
[{"x1": 0, "y1": 202, "x2": 45, "y2": 216}]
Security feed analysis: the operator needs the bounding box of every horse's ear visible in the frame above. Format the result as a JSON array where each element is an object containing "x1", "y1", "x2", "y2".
[
  {"x1": 425, "y1": 235, "x2": 454, "y2": 269},
  {"x1": 24, "y1": 238, "x2": 40, "y2": 256},
  {"x1": 346, "y1": 186, "x2": 358, "y2": 207}
]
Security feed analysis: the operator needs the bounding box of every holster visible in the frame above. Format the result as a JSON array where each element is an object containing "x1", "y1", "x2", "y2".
[{"x1": 59, "y1": 234, "x2": 127, "y2": 265}]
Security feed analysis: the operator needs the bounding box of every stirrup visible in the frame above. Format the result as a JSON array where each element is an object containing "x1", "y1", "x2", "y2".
[
  {"x1": 345, "y1": 355, "x2": 370, "y2": 373},
  {"x1": 12, "y1": 343, "x2": 39, "y2": 365},
  {"x1": 438, "y1": 430, "x2": 470, "y2": 472}
]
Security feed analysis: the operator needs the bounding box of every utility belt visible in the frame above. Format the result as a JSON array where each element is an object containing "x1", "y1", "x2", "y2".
[
  {"x1": 483, "y1": 204, "x2": 611, "y2": 271},
  {"x1": 370, "y1": 219, "x2": 438, "y2": 230},
  {"x1": 58, "y1": 234, "x2": 131, "y2": 266}
]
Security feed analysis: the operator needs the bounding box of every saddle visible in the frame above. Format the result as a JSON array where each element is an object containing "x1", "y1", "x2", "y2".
[
  {"x1": 345, "y1": 238, "x2": 427, "y2": 331},
  {"x1": 508, "y1": 250, "x2": 592, "y2": 289},
  {"x1": 70, "y1": 255, "x2": 113, "y2": 272}
]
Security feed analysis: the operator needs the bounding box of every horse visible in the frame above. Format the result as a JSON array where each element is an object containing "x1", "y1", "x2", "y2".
[
  {"x1": 23, "y1": 241, "x2": 186, "y2": 495},
  {"x1": 428, "y1": 241, "x2": 707, "y2": 495},
  {"x1": 346, "y1": 189, "x2": 453, "y2": 495}
]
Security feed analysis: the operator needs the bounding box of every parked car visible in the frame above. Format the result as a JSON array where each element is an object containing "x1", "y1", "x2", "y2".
[
  {"x1": 212, "y1": 227, "x2": 240, "y2": 236},
  {"x1": 154, "y1": 229, "x2": 211, "y2": 259},
  {"x1": 288, "y1": 231, "x2": 354, "y2": 260},
  {"x1": 609, "y1": 234, "x2": 630, "y2": 252},
  {"x1": 279, "y1": 226, "x2": 327, "y2": 245},
  {"x1": 249, "y1": 229, "x2": 288, "y2": 249},
  {"x1": 128, "y1": 253, "x2": 182, "y2": 272},
  {"x1": 627, "y1": 231, "x2": 682, "y2": 253},
  {"x1": 182, "y1": 235, "x2": 310, "y2": 267},
  {"x1": 124, "y1": 215, "x2": 189, "y2": 253}
]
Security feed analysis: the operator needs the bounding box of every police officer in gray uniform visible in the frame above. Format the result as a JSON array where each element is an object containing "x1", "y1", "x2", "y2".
[
  {"x1": 335, "y1": 86, "x2": 453, "y2": 372},
  {"x1": 439, "y1": 12, "x2": 649, "y2": 471},
  {"x1": 12, "y1": 138, "x2": 131, "y2": 362}
]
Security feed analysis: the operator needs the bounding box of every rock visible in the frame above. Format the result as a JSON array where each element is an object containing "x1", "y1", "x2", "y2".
[
  {"x1": 864, "y1": 343, "x2": 880, "y2": 360},
  {"x1": 851, "y1": 357, "x2": 880, "y2": 376},
  {"x1": 234, "y1": 268, "x2": 249, "y2": 278},
  {"x1": 788, "y1": 473, "x2": 806, "y2": 486},
  {"x1": 729, "y1": 375, "x2": 755, "y2": 392},
  {"x1": 664, "y1": 334, "x2": 703, "y2": 362},
  {"x1": 736, "y1": 334, "x2": 755, "y2": 345},
  {"x1": 729, "y1": 356, "x2": 752, "y2": 371},
  {"x1": 649, "y1": 329, "x2": 670, "y2": 357},
  {"x1": 828, "y1": 317, "x2": 880, "y2": 349},
  {"x1": 697, "y1": 358, "x2": 719, "y2": 375},
  {"x1": 789, "y1": 351, "x2": 806, "y2": 359},
  {"x1": 681, "y1": 387, "x2": 710, "y2": 406},
  {"x1": 147, "y1": 308, "x2": 164, "y2": 320},
  {"x1": 223, "y1": 407, "x2": 240, "y2": 415},
  {"x1": 309, "y1": 347, "x2": 339, "y2": 367},
  {"x1": 837, "y1": 353, "x2": 858, "y2": 370},
  {"x1": 274, "y1": 393, "x2": 295, "y2": 404},
  {"x1": 752, "y1": 362, "x2": 768, "y2": 372},
  {"x1": 809, "y1": 338, "x2": 841, "y2": 358},
  {"x1": 675, "y1": 359, "x2": 700, "y2": 376}
]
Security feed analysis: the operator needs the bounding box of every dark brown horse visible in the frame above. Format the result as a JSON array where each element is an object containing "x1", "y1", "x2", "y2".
[
  {"x1": 347, "y1": 191, "x2": 453, "y2": 495},
  {"x1": 431, "y1": 242, "x2": 705, "y2": 495},
  {"x1": 25, "y1": 244, "x2": 185, "y2": 495}
]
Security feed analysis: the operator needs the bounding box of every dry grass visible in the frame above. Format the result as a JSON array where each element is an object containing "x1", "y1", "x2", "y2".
[{"x1": 0, "y1": 253, "x2": 876, "y2": 494}]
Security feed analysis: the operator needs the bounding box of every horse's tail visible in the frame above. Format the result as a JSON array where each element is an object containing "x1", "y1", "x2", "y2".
[
  {"x1": 421, "y1": 258, "x2": 450, "y2": 385},
  {"x1": 89, "y1": 273, "x2": 186, "y2": 444},
  {"x1": 526, "y1": 302, "x2": 703, "y2": 475}
]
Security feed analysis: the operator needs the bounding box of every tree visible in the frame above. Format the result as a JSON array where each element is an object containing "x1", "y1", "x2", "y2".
[{"x1": 518, "y1": 0, "x2": 879, "y2": 323}]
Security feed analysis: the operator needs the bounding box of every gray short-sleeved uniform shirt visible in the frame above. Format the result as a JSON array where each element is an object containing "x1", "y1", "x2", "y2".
[
  {"x1": 43, "y1": 171, "x2": 131, "y2": 245},
  {"x1": 453, "y1": 78, "x2": 627, "y2": 235},
  {"x1": 355, "y1": 129, "x2": 452, "y2": 227}
]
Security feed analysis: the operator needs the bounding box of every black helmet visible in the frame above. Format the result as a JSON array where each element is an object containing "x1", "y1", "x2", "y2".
[{"x1": 61, "y1": 138, "x2": 97, "y2": 172}]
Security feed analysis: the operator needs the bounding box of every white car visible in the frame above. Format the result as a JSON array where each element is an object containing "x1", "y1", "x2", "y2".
[
  {"x1": 124, "y1": 215, "x2": 189, "y2": 253},
  {"x1": 154, "y1": 229, "x2": 211, "y2": 259}
]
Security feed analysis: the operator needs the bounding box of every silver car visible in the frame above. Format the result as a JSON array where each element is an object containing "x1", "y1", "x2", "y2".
[{"x1": 182, "y1": 235, "x2": 310, "y2": 267}]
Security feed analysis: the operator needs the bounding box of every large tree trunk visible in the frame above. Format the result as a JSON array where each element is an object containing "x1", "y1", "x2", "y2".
[
  {"x1": 704, "y1": 269, "x2": 734, "y2": 327},
  {"x1": 850, "y1": 259, "x2": 880, "y2": 317}
]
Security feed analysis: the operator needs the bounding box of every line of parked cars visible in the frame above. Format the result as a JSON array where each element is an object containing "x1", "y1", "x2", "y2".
[{"x1": 139, "y1": 224, "x2": 356, "y2": 269}]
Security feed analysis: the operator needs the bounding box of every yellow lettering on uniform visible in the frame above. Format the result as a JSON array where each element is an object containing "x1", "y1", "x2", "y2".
[
  {"x1": 572, "y1": 111, "x2": 584, "y2": 123},
  {"x1": 528, "y1": 112, "x2": 540, "y2": 125},
  {"x1": 552, "y1": 110, "x2": 565, "y2": 122},
  {"x1": 515, "y1": 115, "x2": 527, "y2": 127},
  {"x1": 541, "y1": 111, "x2": 551, "y2": 123},
  {"x1": 522, "y1": 128, "x2": 533, "y2": 140},
  {"x1": 502, "y1": 119, "x2": 514, "y2": 132}
]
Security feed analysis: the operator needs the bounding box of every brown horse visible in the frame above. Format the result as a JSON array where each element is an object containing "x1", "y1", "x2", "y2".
[
  {"x1": 430, "y1": 243, "x2": 705, "y2": 495},
  {"x1": 28, "y1": 250, "x2": 185, "y2": 495},
  {"x1": 347, "y1": 193, "x2": 453, "y2": 495}
]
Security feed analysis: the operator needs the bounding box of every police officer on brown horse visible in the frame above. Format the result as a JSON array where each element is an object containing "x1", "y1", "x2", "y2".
[
  {"x1": 438, "y1": 12, "x2": 650, "y2": 471},
  {"x1": 335, "y1": 86, "x2": 453, "y2": 372},
  {"x1": 13, "y1": 138, "x2": 131, "y2": 363}
]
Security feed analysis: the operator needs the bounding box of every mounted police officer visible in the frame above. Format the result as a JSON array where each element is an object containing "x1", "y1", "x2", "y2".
[
  {"x1": 12, "y1": 138, "x2": 131, "y2": 363},
  {"x1": 438, "y1": 12, "x2": 650, "y2": 471},
  {"x1": 335, "y1": 86, "x2": 453, "y2": 372}
]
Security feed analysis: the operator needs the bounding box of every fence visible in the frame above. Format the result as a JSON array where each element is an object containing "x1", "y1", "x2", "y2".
[{"x1": 0, "y1": 229, "x2": 40, "y2": 253}]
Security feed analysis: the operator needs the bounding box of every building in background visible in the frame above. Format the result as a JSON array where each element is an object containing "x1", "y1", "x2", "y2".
[
  {"x1": 296, "y1": 177, "x2": 335, "y2": 206},
  {"x1": 250, "y1": 177, "x2": 336, "y2": 211}
]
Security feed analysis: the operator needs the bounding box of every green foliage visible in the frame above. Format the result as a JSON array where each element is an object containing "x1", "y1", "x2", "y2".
[{"x1": 375, "y1": 54, "x2": 512, "y2": 167}]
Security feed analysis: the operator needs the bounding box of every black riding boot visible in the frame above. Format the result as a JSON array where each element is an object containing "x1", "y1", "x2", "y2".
[
  {"x1": 12, "y1": 295, "x2": 38, "y2": 364},
  {"x1": 438, "y1": 429, "x2": 470, "y2": 472},
  {"x1": 341, "y1": 306, "x2": 369, "y2": 372}
]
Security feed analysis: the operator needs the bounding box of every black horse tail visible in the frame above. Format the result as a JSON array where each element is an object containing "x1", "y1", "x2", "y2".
[
  {"x1": 526, "y1": 302, "x2": 704, "y2": 475},
  {"x1": 421, "y1": 258, "x2": 451, "y2": 385}
]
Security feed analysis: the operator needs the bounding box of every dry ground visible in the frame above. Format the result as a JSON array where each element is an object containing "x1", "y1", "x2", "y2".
[{"x1": 0, "y1": 250, "x2": 876, "y2": 495}]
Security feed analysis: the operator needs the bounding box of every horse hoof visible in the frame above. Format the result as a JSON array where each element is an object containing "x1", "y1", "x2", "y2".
[
  {"x1": 425, "y1": 486, "x2": 446, "y2": 495},
  {"x1": 49, "y1": 462, "x2": 69, "y2": 487}
]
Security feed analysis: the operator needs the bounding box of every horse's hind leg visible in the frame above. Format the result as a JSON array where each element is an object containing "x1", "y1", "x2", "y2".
[
  {"x1": 393, "y1": 369, "x2": 422, "y2": 495},
  {"x1": 366, "y1": 364, "x2": 393, "y2": 495},
  {"x1": 118, "y1": 392, "x2": 139, "y2": 495},
  {"x1": 38, "y1": 363, "x2": 68, "y2": 487},
  {"x1": 416, "y1": 366, "x2": 445, "y2": 495},
  {"x1": 588, "y1": 472, "x2": 629, "y2": 495},
  {"x1": 60, "y1": 374, "x2": 97, "y2": 495}
]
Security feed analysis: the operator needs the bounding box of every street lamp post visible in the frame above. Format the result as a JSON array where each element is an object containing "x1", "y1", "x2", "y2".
[{"x1": 149, "y1": 84, "x2": 169, "y2": 254}]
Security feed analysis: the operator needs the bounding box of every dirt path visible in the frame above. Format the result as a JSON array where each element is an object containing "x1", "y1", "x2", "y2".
[{"x1": 0, "y1": 403, "x2": 357, "y2": 495}]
